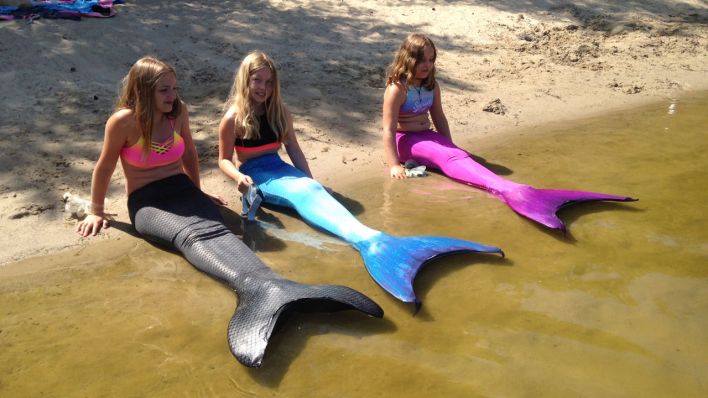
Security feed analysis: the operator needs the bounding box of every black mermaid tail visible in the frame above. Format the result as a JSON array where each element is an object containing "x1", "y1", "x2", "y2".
[
  {"x1": 128, "y1": 174, "x2": 383, "y2": 367},
  {"x1": 226, "y1": 277, "x2": 382, "y2": 366}
]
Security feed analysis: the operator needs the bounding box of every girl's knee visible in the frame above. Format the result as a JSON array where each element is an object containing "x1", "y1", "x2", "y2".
[
  {"x1": 301, "y1": 178, "x2": 326, "y2": 195},
  {"x1": 447, "y1": 148, "x2": 471, "y2": 162}
]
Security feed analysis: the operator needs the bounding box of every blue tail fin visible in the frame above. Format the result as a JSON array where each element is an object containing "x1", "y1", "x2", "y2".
[{"x1": 353, "y1": 233, "x2": 503, "y2": 306}]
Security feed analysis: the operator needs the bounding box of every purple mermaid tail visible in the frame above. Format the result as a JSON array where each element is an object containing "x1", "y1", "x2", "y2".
[
  {"x1": 396, "y1": 130, "x2": 637, "y2": 232},
  {"x1": 496, "y1": 185, "x2": 634, "y2": 232}
]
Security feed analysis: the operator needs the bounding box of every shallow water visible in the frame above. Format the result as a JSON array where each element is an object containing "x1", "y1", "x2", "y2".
[{"x1": 2, "y1": 93, "x2": 707, "y2": 397}]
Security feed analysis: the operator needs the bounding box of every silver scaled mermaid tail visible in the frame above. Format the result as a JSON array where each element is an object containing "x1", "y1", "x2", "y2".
[{"x1": 129, "y1": 174, "x2": 383, "y2": 367}]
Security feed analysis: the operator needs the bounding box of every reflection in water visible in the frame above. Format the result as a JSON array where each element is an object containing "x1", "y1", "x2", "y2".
[
  {"x1": 1, "y1": 93, "x2": 707, "y2": 397},
  {"x1": 256, "y1": 219, "x2": 346, "y2": 251}
]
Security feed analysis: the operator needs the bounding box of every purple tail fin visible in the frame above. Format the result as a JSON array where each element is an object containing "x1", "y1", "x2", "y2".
[
  {"x1": 499, "y1": 186, "x2": 637, "y2": 232},
  {"x1": 395, "y1": 130, "x2": 638, "y2": 232}
]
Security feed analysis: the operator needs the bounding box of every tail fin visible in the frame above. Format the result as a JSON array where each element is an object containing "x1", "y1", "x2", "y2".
[
  {"x1": 500, "y1": 185, "x2": 637, "y2": 232},
  {"x1": 226, "y1": 278, "x2": 383, "y2": 367},
  {"x1": 353, "y1": 233, "x2": 503, "y2": 306}
]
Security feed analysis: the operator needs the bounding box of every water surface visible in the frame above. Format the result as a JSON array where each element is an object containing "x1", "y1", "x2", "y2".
[{"x1": 2, "y1": 93, "x2": 707, "y2": 397}]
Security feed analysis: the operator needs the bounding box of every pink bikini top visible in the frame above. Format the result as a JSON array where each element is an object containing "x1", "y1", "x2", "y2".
[{"x1": 120, "y1": 119, "x2": 185, "y2": 169}]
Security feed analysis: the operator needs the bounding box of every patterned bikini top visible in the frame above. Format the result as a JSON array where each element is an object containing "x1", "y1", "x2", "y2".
[
  {"x1": 399, "y1": 85, "x2": 434, "y2": 116},
  {"x1": 120, "y1": 119, "x2": 185, "y2": 169}
]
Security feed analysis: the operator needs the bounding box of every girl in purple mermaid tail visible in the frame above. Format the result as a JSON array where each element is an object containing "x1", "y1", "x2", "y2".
[{"x1": 382, "y1": 33, "x2": 636, "y2": 232}]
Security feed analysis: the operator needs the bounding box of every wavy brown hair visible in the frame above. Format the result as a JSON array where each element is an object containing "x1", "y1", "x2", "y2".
[
  {"x1": 224, "y1": 51, "x2": 288, "y2": 141},
  {"x1": 116, "y1": 56, "x2": 181, "y2": 155},
  {"x1": 385, "y1": 33, "x2": 437, "y2": 90}
]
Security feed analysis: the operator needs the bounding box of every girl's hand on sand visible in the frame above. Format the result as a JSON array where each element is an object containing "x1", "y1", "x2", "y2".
[
  {"x1": 237, "y1": 174, "x2": 253, "y2": 194},
  {"x1": 204, "y1": 191, "x2": 228, "y2": 206},
  {"x1": 390, "y1": 165, "x2": 407, "y2": 179},
  {"x1": 77, "y1": 214, "x2": 109, "y2": 237}
]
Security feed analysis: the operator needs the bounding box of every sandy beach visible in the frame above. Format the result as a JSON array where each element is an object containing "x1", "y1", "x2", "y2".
[{"x1": 1, "y1": 0, "x2": 706, "y2": 265}]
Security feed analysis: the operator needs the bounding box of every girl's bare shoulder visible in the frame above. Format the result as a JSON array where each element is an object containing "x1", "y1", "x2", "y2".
[
  {"x1": 107, "y1": 108, "x2": 136, "y2": 130},
  {"x1": 384, "y1": 81, "x2": 407, "y2": 104},
  {"x1": 224, "y1": 105, "x2": 238, "y2": 118}
]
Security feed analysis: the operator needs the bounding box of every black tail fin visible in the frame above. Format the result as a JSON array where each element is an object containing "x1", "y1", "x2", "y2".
[{"x1": 226, "y1": 278, "x2": 383, "y2": 367}]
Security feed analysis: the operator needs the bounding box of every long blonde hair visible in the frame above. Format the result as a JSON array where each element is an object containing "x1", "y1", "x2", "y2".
[
  {"x1": 116, "y1": 56, "x2": 181, "y2": 154},
  {"x1": 385, "y1": 33, "x2": 437, "y2": 90},
  {"x1": 224, "y1": 51, "x2": 287, "y2": 141}
]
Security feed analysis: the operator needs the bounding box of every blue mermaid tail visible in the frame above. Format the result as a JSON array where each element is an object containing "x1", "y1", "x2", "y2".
[
  {"x1": 240, "y1": 154, "x2": 503, "y2": 305},
  {"x1": 353, "y1": 233, "x2": 502, "y2": 306}
]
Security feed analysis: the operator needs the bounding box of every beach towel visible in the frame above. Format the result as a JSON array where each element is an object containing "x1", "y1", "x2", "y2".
[{"x1": 0, "y1": 0, "x2": 122, "y2": 21}]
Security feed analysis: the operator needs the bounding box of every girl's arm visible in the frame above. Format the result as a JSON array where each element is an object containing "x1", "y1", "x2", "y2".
[
  {"x1": 77, "y1": 111, "x2": 129, "y2": 236},
  {"x1": 283, "y1": 107, "x2": 314, "y2": 178},
  {"x1": 218, "y1": 107, "x2": 253, "y2": 194},
  {"x1": 180, "y1": 103, "x2": 225, "y2": 205},
  {"x1": 382, "y1": 82, "x2": 407, "y2": 179},
  {"x1": 179, "y1": 103, "x2": 201, "y2": 189},
  {"x1": 429, "y1": 84, "x2": 452, "y2": 141}
]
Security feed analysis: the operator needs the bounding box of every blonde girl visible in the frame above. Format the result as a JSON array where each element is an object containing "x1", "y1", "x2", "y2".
[{"x1": 218, "y1": 50, "x2": 503, "y2": 306}]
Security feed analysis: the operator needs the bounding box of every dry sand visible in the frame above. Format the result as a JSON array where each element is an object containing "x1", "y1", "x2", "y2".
[{"x1": 0, "y1": 0, "x2": 706, "y2": 265}]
